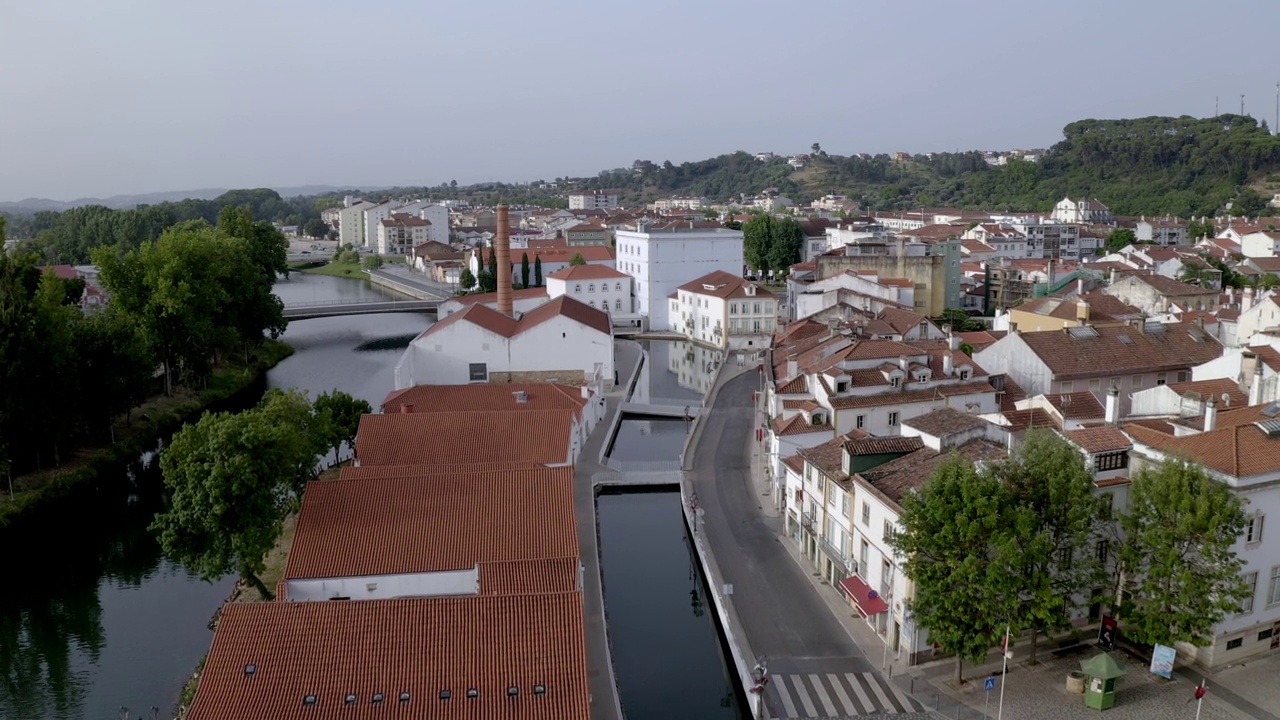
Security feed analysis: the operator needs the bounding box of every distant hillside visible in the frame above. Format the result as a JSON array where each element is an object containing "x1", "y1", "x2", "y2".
[{"x1": 0, "y1": 185, "x2": 387, "y2": 215}]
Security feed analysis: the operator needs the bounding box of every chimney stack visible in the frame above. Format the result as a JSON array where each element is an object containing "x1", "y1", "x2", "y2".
[
  {"x1": 1105, "y1": 385, "x2": 1120, "y2": 425},
  {"x1": 943, "y1": 349, "x2": 954, "y2": 376},
  {"x1": 1250, "y1": 357, "x2": 1264, "y2": 406},
  {"x1": 945, "y1": 325, "x2": 960, "y2": 351},
  {"x1": 1204, "y1": 394, "x2": 1218, "y2": 432},
  {"x1": 400, "y1": 403, "x2": 415, "y2": 414},
  {"x1": 1076, "y1": 298, "x2": 1090, "y2": 326},
  {"x1": 1243, "y1": 286, "x2": 1255, "y2": 312},
  {"x1": 496, "y1": 205, "x2": 513, "y2": 316}
]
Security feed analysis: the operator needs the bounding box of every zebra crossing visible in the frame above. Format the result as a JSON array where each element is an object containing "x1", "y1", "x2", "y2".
[{"x1": 769, "y1": 671, "x2": 921, "y2": 718}]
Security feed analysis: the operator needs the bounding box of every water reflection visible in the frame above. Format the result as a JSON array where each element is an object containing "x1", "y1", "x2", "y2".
[
  {"x1": 666, "y1": 341, "x2": 724, "y2": 398},
  {"x1": 633, "y1": 341, "x2": 723, "y2": 404}
]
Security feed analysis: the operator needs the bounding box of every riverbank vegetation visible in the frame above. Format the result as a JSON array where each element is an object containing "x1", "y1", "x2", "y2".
[
  {"x1": 300, "y1": 259, "x2": 364, "y2": 277},
  {"x1": 0, "y1": 209, "x2": 291, "y2": 520},
  {"x1": 153, "y1": 389, "x2": 369, "y2": 599}
]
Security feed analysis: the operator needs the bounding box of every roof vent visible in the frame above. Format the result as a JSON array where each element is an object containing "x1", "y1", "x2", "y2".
[
  {"x1": 466, "y1": 689, "x2": 479, "y2": 699},
  {"x1": 345, "y1": 694, "x2": 356, "y2": 705},
  {"x1": 508, "y1": 686, "x2": 519, "y2": 697},
  {"x1": 399, "y1": 692, "x2": 411, "y2": 703},
  {"x1": 1256, "y1": 419, "x2": 1280, "y2": 437},
  {"x1": 244, "y1": 664, "x2": 256, "y2": 677},
  {"x1": 1117, "y1": 334, "x2": 1133, "y2": 345},
  {"x1": 513, "y1": 390, "x2": 528, "y2": 403},
  {"x1": 533, "y1": 684, "x2": 547, "y2": 695},
  {"x1": 303, "y1": 695, "x2": 318, "y2": 707},
  {"x1": 439, "y1": 690, "x2": 451, "y2": 701},
  {"x1": 372, "y1": 693, "x2": 385, "y2": 704}
]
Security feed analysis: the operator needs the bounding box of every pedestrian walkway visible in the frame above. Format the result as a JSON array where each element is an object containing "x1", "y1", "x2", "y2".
[{"x1": 770, "y1": 670, "x2": 923, "y2": 718}]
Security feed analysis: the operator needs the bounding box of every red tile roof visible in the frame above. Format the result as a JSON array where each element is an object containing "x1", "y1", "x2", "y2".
[
  {"x1": 1043, "y1": 391, "x2": 1106, "y2": 420},
  {"x1": 1014, "y1": 323, "x2": 1221, "y2": 379},
  {"x1": 1124, "y1": 406, "x2": 1280, "y2": 477},
  {"x1": 447, "y1": 286, "x2": 549, "y2": 308},
  {"x1": 339, "y1": 463, "x2": 546, "y2": 480},
  {"x1": 284, "y1": 468, "x2": 577, "y2": 583},
  {"x1": 676, "y1": 270, "x2": 776, "y2": 300},
  {"x1": 1165, "y1": 379, "x2": 1249, "y2": 408},
  {"x1": 1066, "y1": 426, "x2": 1132, "y2": 453},
  {"x1": 826, "y1": 381, "x2": 996, "y2": 409},
  {"x1": 424, "y1": 295, "x2": 611, "y2": 340},
  {"x1": 545, "y1": 264, "x2": 629, "y2": 281},
  {"x1": 773, "y1": 413, "x2": 834, "y2": 437},
  {"x1": 478, "y1": 557, "x2": 580, "y2": 596},
  {"x1": 857, "y1": 439, "x2": 1008, "y2": 506},
  {"x1": 355, "y1": 410, "x2": 575, "y2": 467},
  {"x1": 381, "y1": 382, "x2": 587, "y2": 415},
  {"x1": 188, "y1": 594, "x2": 590, "y2": 720}
]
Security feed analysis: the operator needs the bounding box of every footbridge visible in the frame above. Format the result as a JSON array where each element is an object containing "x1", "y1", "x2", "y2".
[{"x1": 282, "y1": 298, "x2": 442, "y2": 320}]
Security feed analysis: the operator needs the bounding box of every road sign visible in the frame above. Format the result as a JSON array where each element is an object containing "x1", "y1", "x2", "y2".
[{"x1": 984, "y1": 676, "x2": 997, "y2": 693}]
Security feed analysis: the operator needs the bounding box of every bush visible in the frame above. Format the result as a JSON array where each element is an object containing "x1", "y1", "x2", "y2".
[{"x1": 362, "y1": 255, "x2": 384, "y2": 270}]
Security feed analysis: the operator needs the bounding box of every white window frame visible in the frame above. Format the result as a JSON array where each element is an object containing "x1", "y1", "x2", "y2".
[
  {"x1": 1247, "y1": 514, "x2": 1265, "y2": 544},
  {"x1": 1241, "y1": 571, "x2": 1258, "y2": 614},
  {"x1": 1268, "y1": 565, "x2": 1280, "y2": 607}
]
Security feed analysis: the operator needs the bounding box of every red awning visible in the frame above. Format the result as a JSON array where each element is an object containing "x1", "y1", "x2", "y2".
[{"x1": 839, "y1": 576, "x2": 889, "y2": 616}]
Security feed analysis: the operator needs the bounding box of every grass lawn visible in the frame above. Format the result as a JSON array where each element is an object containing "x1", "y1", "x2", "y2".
[{"x1": 298, "y1": 261, "x2": 365, "y2": 278}]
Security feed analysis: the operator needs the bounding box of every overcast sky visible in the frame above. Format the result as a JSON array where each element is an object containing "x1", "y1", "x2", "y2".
[{"x1": 3, "y1": 0, "x2": 1279, "y2": 201}]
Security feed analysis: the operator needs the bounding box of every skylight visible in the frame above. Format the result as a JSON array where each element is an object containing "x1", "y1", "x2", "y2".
[{"x1": 303, "y1": 695, "x2": 317, "y2": 706}]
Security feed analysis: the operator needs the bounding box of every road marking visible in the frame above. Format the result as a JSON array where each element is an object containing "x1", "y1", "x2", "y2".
[
  {"x1": 883, "y1": 673, "x2": 918, "y2": 712},
  {"x1": 791, "y1": 674, "x2": 819, "y2": 717},
  {"x1": 826, "y1": 673, "x2": 857, "y2": 715},
  {"x1": 844, "y1": 673, "x2": 876, "y2": 714},
  {"x1": 863, "y1": 672, "x2": 896, "y2": 712},
  {"x1": 808, "y1": 673, "x2": 838, "y2": 716},
  {"x1": 774, "y1": 674, "x2": 799, "y2": 719}
]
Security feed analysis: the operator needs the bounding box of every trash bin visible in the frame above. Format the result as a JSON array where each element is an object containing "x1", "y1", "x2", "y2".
[
  {"x1": 1080, "y1": 653, "x2": 1126, "y2": 710},
  {"x1": 1066, "y1": 671, "x2": 1086, "y2": 694}
]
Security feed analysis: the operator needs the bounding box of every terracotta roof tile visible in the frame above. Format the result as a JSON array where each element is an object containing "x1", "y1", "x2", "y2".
[
  {"x1": 338, "y1": 462, "x2": 546, "y2": 480},
  {"x1": 999, "y1": 408, "x2": 1059, "y2": 432},
  {"x1": 842, "y1": 436, "x2": 924, "y2": 455},
  {"x1": 355, "y1": 411, "x2": 574, "y2": 467},
  {"x1": 188, "y1": 594, "x2": 589, "y2": 720},
  {"x1": 477, "y1": 557, "x2": 580, "y2": 596},
  {"x1": 827, "y1": 381, "x2": 996, "y2": 409},
  {"x1": 424, "y1": 295, "x2": 611, "y2": 340},
  {"x1": 902, "y1": 408, "x2": 989, "y2": 436},
  {"x1": 773, "y1": 414, "x2": 834, "y2": 437},
  {"x1": 447, "y1": 287, "x2": 550, "y2": 308},
  {"x1": 857, "y1": 439, "x2": 1008, "y2": 507},
  {"x1": 1043, "y1": 391, "x2": 1106, "y2": 419},
  {"x1": 1125, "y1": 410, "x2": 1280, "y2": 477},
  {"x1": 545, "y1": 264, "x2": 629, "y2": 281},
  {"x1": 283, "y1": 468, "x2": 577, "y2": 583},
  {"x1": 1013, "y1": 323, "x2": 1221, "y2": 379},
  {"x1": 676, "y1": 270, "x2": 776, "y2": 300},
  {"x1": 1165, "y1": 379, "x2": 1249, "y2": 408},
  {"x1": 1066, "y1": 426, "x2": 1132, "y2": 453}
]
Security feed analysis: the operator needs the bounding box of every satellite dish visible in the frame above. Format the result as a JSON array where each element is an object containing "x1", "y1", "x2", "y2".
[{"x1": 1222, "y1": 392, "x2": 1231, "y2": 406}]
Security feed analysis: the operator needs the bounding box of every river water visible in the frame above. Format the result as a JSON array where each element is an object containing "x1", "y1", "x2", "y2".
[{"x1": 0, "y1": 273, "x2": 429, "y2": 720}]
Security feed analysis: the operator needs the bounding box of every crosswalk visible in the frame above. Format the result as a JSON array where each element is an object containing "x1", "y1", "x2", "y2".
[{"x1": 768, "y1": 671, "x2": 921, "y2": 718}]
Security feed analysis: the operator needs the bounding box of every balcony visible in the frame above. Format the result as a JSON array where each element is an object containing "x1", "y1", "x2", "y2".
[
  {"x1": 801, "y1": 512, "x2": 816, "y2": 531},
  {"x1": 817, "y1": 535, "x2": 852, "y2": 577}
]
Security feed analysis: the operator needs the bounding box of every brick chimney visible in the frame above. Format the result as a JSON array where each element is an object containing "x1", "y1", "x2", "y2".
[
  {"x1": 1204, "y1": 394, "x2": 1218, "y2": 432},
  {"x1": 496, "y1": 204, "x2": 513, "y2": 316},
  {"x1": 400, "y1": 403, "x2": 414, "y2": 414}
]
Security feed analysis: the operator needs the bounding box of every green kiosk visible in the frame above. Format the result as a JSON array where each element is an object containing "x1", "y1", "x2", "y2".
[{"x1": 1080, "y1": 653, "x2": 1126, "y2": 710}]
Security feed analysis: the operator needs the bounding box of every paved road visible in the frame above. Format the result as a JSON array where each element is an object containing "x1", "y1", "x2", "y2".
[{"x1": 691, "y1": 371, "x2": 916, "y2": 718}]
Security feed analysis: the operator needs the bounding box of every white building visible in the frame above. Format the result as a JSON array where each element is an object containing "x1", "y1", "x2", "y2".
[
  {"x1": 1241, "y1": 230, "x2": 1280, "y2": 259},
  {"x1": 376, "y1": 213, "x2": 429, "y2": 256},
  {"x1": 615, "y1": 224, "x2": 744, "y2": 330},
  {"x1": 394, "y1": 295, "x2": 614, "y2": 390},
  {"x1": 362, "y1": 200, "x2": 399, "y2": 250},
  {"x1": 652, "y1": 196, "x2": 708, "y2": 211},
  {"x1": 338, "y1": 200, "x2": 374, "y2": 247},
  {"x1": 546, "y1": 264, "x2": 633, "y2": 316},
  {"x1": 395, "y1": 201, "x2": 451, "y2": 244},
  {"x1": 568, "y1": 191, "x2": 619, "y2": 210},
  {"x1": 668, "y1": 270, "x2": 778, "y2": 350},
  {"x1": 1051, "y1": 197, "x2": 1113, "y2": 225}
]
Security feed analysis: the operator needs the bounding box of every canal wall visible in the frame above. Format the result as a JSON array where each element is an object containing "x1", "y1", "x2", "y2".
[
  {"x1": 680, "y1": 356, "x2": 768, "y2": 720},
  {"x1": 368, "y1": 270, "x2": 441, "y2": 300}
]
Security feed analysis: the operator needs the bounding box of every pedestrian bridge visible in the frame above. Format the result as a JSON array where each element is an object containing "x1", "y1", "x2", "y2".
[
  {"x1": 619, "y1": 402, "x2": 700, "y2": 420},
  {"x1": 282, "y1": 298, "x2": 442, "y2": 320}
]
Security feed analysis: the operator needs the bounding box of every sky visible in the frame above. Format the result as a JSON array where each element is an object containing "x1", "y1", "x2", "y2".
[{"x1": 3, "y1": 0, "x2": 1279, "y2": 201}]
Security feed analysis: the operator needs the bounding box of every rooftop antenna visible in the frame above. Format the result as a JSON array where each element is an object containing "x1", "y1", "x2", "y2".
[
  {"x1": 1241, "y1": 94, "x2": 1246, "y2": 116},
  {"x1": 1215, "y1": 96, "x2": 1219, "y2": 116}
]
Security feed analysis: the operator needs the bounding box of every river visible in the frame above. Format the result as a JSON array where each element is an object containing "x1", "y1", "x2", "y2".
[{"x1": 0, "y1": 272, "x2": 429, "y2": 720}]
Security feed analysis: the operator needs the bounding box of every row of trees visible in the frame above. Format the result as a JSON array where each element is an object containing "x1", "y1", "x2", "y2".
[
  {"x1": 0, "y1": 208, "x2": 288, "y2": 480},
  {"x1": 742, "y1": 215, "x2": 804, "y2": 275},
  {"x1": 892, "y1": 432, "x2": 1248, "y2": 682},
  {"x1": 458, "y1": 247, "x2": 559, "y2": 293},
  {"x1": 152, "y1": 388, "x2": 370, "y2": 599}
]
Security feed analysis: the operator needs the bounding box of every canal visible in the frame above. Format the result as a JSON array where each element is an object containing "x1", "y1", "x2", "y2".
[{"x1": 0, "y1": 272, "x2": 429, "y2": 719}]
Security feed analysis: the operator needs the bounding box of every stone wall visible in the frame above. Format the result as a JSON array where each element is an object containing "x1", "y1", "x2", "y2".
[{"x1": 489, "y1": 369, "x2": 591, "y2": 386}]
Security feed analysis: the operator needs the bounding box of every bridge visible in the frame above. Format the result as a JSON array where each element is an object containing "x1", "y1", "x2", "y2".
[{"x1": 282, "y1": 298, "x2": 442, "y2": 320}]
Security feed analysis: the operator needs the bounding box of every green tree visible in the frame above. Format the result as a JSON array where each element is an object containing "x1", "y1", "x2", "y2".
[
  {"x1": 362, "y1": 254, "x2": 384, "y2": 270},
  {"x1": 1186, "y1": 219, "x2": 1217, "y2": 241},
  {"x1": 1258, "y1": 272, "x2": 1280, "y2": 289},
  {"x1": 313, "y1": 390, "x2": 372, "y2": 462},
  {"x1": 994, "y1": 431, "x2": 1106, "y2": 664},
  {"x1": 487, "y1": 245, "x2": 498, "y2": 279},
  {"x1": 74, "y1": 310, "x2": 154, "y2": 439},
  {"x1": 152, "y1": 390, "x2": 324, "y2": 599},
  {"x1": 1232, "y1": 188, "x2": 1269, "y2": 217},
  {"x1": 520, "y1": 252, "x2": 531, "y2": 287},
  {"x1": 1179, "y1": 261, "x2": 1207, "y2": 286},
  {"x1": 477, "y1": 269, "x2": 496, "y2": 293},
  {"x1": 890, "y1": 456, "x2": 1022, "y2": 684},
  {"x1": 534, "y1": 255, "x2": 544, "y2": 287},
  {"x1": 934, "y1": 308, "x2": 984, "y2": 332},
  {"x1": 766, "y1": 217, "x2": 804, "y2": 272},
  {"x1": 303, "y1": 218, "x2": 328, "y2": 239},
  {"x1": 1105, "y1": 228, "x2": 1136, "y2": 254},
  {"x1": 459, "y1": 267, "x2": 476, "y2": 291},
  {"x1": 569, "y1": 252, "x2": 587, "y2": 266},
  {"x1": 811, "y1": 142, "x2": 822, "y2": 155},
  {"x1": 742, "y1": 215, "x2": 774, "y2": 273},
  {"x1": 1117, "y1": 459, "x2": 1250, "y2": 647}
]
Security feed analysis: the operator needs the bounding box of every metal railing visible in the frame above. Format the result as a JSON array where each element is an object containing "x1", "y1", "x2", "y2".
[
  {"x1": 282, "y1": 297, "x2": 438, "y2": 308},
  {"x1": 816, "y1": 535, "x2": 852, "y2": 577},
  {"x1": 603, "y1": 458, "x2": 683, "y2": 473},
  {"x1": 646, "y1": 396, "x2": 703, "y2": 408}
]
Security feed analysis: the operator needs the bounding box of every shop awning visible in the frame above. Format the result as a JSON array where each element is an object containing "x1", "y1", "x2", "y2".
[{"x1": 839, "y1": 576, "x2": 889, "y2": 616}]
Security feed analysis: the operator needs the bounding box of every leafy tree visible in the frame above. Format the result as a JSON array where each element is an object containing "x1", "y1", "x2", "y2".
[
  {"x1": 303, "y1": 218, "x2": 328, "y2": 238},
  {"x1": 811, "y1": 142, "x2": 822, "y2": 155},
  {"x1": 1179, "y1": 261, "x2": 1207, "y2": 286},
  {"x1": 152, "y1": 390, "x2": 324, "y2": 599},
  {"x1": 1117, "y1": 459, "x2": 1250, "y2": 647},
  {"x1": 934, "y1": 308, "x2": 985, "y2": 332},
  {"x1": 569, "y1": 252, "x2": 587, "y2": 266},
  {"x1": 993, "y1": 431, "x2": 1105, "y2": 664},
  {"x1": 362, "y1": 254, "x2": 384, "y2": 270},
  {"x1": 487, "y1": 245, "x2": 498, "y2": 279},
  {"x1": 74, "y1": 310, "x2": 154, "y2": 439},
  {"x1": 890, "y1": 456, "x2": 1022, "y2": 684},
  {"x1": 313, "y1": 390, "x2": 372, "y2": 462},
  {"x1": 534, "y1": 256, "x2": 543, "y2": 287},
  {"x1": 1187, "y1": 219, "x2": 1217, "y2": 241},
  {"x1": 1232, "y1": 188, "x2": 1269, "y2": 217},
  {"x1": 1258, "y1": 272, "x2": 1280, "y2": 289},
  {"x1": 459, "y1": 267, "x2": 476, "y2": 291},
  {"x1": 1105, "y1": 228, "x2": 1137, "y2": 254},
  {"x1": 766, "y1": 217, "x2": 804, "y2": 271},
  {"x1": 520, "y1": 252, "x2": 531, "y2": 287},
  {"x1": 742, "y1": 215, "x2": 773, "y2": 273},
  {"x1": 477, "y1": 269, "x2": 496, "y2": 293}
]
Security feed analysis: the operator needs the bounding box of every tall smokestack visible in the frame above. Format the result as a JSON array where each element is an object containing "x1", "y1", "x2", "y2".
[{"x1": 496, "y1": 204, "x2": 513, "y2": 316}]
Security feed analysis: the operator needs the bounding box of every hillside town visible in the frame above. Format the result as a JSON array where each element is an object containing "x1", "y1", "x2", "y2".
[{"x1": 108, "y1": 185, "x2": 1280, "y2": 720}]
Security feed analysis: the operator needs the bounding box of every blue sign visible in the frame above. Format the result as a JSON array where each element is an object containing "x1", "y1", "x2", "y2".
[
  {"x1": 984, "y1": 676, "x2": 997, "y2": 693},
  {"x1": 1150, "y1": 644, "x2": 1176, "y2": 679}
]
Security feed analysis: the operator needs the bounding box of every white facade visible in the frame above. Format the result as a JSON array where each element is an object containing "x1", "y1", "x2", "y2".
[
  {"x1": 1241, "y1": 231, "x2": 1280, "y2": 258},
  {"x1": 568, "y1": 192, "x2": 619, "y2": 210},
  {"x1": 546, "y1": 268, "x2": 633, "y2": 315},
  {"x1": 792, "y1": 273, "x2": 916, "y2": 322},
  {"x1": 376, "y1": 215, "x2": 429, "y2": 255},
  {"x1": 338, "y1": 200, "x2": 373, "y2": 246},
  {"x1": 362, "y1": 201, "x2": 399, "y2": 249},
  {"x1": 394, "y1": 302, "x2": 613, "y2": 391},
  {"x1": 668, "y1": 275, "x2": 777, "y2": 350},
  {"x1": 285, "y1": 568, "x2": 477, "y2": 602},
  {"x1": 397, "y1": 201, "x2": 451, "y2": 244},
  {"x1": 615, "y1": 226, "x2": 745, "y2": 330}
]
